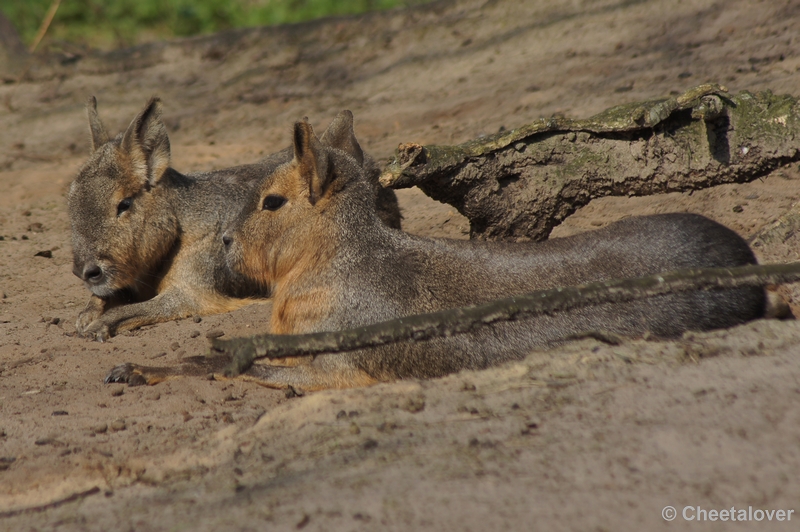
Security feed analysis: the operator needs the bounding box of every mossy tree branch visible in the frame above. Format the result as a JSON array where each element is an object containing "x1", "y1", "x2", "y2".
[
  {"x1": 380, "y1": 84, "x2": 800, "y2": 241},
  {"x1": 217, "y1": 261, "x2": 800, "y2": 377}
]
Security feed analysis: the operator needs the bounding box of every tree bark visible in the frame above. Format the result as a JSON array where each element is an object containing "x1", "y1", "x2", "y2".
[
  {"x1": 380, "y1": 84, "x2": 800, "y2": 241},
  {"x1": 216, "y1": 261, "x2": 800, "y2": 377}
]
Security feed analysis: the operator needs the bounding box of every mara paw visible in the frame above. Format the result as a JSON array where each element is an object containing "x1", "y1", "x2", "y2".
[
  {"x1": 79, "y1": 319, "x2": 113, "y2": 342},
  {"x1": 104, "y1": 363, "x2": 149, "y2": 386}
]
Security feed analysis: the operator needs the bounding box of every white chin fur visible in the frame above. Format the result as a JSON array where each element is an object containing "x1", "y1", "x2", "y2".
[{"x1": 89, "y1": 284, "x2": 116, "y2": 298}]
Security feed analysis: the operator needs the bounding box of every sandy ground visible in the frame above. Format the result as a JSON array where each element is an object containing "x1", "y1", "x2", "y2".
[{"x1": 2, "y1": 0, "x2": 800, "y2": 529}]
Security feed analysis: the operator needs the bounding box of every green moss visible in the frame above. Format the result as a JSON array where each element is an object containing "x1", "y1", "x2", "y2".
[{"x1": 728, "y1": 90, "x2": 800, "y2": 142}]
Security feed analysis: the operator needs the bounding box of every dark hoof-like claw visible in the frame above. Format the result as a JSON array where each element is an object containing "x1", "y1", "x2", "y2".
[{"x1": 104, "y1": 363, "x2": 147, "y2": 386}]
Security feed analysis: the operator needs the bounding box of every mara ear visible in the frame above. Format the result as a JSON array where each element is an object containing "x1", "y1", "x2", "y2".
[
  {"x1": 86, "y1": 96, "x2": 109, "y2": 152},
  {"x1": 120, "y1": 96, "x2": 171, "y2": 187},
  {"x1": 293, "y1": 120, "x2": 332, "y2": 205},
  {"x1": 319, "y1": 110, "x2": 364, "y2": 166}
]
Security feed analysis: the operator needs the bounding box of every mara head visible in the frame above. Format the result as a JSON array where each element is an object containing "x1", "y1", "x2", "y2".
[
  {"x1": 67, "y1": 96, "x2": 177, "y2": 298},
  {"x1": 223, "y1": 111, "x2": 372, "y2": 293}
]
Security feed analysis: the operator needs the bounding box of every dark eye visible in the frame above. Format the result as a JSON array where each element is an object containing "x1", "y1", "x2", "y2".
[
  {"x1": 117, "y1": 197, "x2": 132, "y2": 216},
  {"x1": 262, "y1": 194, "x2": 287, "y2": 211}
]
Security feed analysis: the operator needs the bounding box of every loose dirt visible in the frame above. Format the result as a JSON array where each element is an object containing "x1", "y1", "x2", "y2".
[{"x1": 2, "y1": 0, "x2": 800, "y2": 530}]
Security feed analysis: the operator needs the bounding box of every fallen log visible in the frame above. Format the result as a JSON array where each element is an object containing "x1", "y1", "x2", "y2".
[{"x1": 380, "y1": 84, "x2": 800, "y2": 241}]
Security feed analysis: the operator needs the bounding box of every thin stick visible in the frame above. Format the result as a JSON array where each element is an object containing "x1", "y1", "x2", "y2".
[
  {"x1": 29, "y1": 0, "x2": 62, "y2": 53},
  {"x1": 0, "y1": 486, "x2": 100, "y2": 518},
  {"x1": 215, "y1": 262, "x2": 800, "y2": 377}
]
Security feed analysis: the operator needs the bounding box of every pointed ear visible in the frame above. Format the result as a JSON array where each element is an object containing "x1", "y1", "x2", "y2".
[
  {"x1": 293, "y1": 120, "x2": 331, "y2": 205},
  {"x1": 120, "y1": 97, "x2": 171, "y2": 187},
  {"x1": 319, "y1": 110, "x2": 364, "y2": 166},
  {"x1": 86, "y1": 96, "x2": 109, "y2": 152}
]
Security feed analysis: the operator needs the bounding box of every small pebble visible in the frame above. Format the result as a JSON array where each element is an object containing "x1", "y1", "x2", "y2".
[
  {"x1": 732, "y1": 205, "x2": 744, "y2": 213},
  {"x1": 34, "y1": 250, "x2": 52, "y2": 258},
  {"x1": 34, "y1": 437, "x2": 63, "y2": 446},
  {"x1": 190, "y1": 330, "x2": 201, "y2": 338},
  {"x1": 193, "y1": 315, "x2": 202, "y2": 323},
  {"x1": 296, "y1": 515, "x2": 311, "y2": 530},
  {"x1": 402, "y1": 396, "x2": 426, "y2": 413},
  {"x1": 205, "y1": 329, "x2": 224, "y2": 339},
  {"x1": 110, "y1": 386, "x2": 124, "y2": 397},
  {"x1": 110, "y1": 419, "x2": 126, "y2": 432},
  {"x1": 521, "y1": 418, "x2": 541, "y2": 435},
  {"x1": 51, "y1": 410, "x2": 68, "y2": 416},
  {"x1": 28, "y1": 223, "x2": 44, "y2": 233},
  {"x1": 349, "y1": 422, "x2": 361, "y2": 435},
  {"x1": 170, "y1": 342, "x2": 180, "y2": 351},
  {"x1": 362, "y1": 439, "x2": 378, "y2": 450},
  {"x1": 92, "y1": 423, "x2": 108, "y2": 434}
]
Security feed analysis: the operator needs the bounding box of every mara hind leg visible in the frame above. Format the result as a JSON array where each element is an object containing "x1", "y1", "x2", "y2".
[{"x1": 105, "y1": 354, "x2": 378, "y2": 391}]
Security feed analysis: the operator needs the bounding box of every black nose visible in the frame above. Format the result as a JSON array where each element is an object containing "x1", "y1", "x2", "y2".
[
  {"x1": 82, "y1": 264, "x2": 103, "y2": 284},
  {"x1": 222, "y1": 234, "x2": 232, "y2": 247}
]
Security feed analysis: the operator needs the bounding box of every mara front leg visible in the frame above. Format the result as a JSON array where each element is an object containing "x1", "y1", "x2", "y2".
[
  {"x1": 79, "y1": 288, "x2": 250, "y2": 341},
  {"x1": 75, "y1": 294, "x2": 107, "y2": 334}
]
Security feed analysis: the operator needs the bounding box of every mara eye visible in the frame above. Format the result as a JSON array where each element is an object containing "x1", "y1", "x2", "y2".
[
  {"x1": 262, "y1": 194, "x2": 287, "y2": 211},
  {"x1": 117, "y1": 197, "x2": 132, "y2": 216}
]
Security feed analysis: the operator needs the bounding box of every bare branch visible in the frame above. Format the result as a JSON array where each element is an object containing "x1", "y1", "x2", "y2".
[{"x1": 216, "y1": 262, "x2": 800, "y2": 377}]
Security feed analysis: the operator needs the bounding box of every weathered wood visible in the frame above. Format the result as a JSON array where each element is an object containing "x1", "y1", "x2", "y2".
[
  {"x1": 216, "y1": 262, "x2": 800, "y2": 377},
  {"x1": 381, "y1": 85, "x2": 800, "y2": 241}
]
